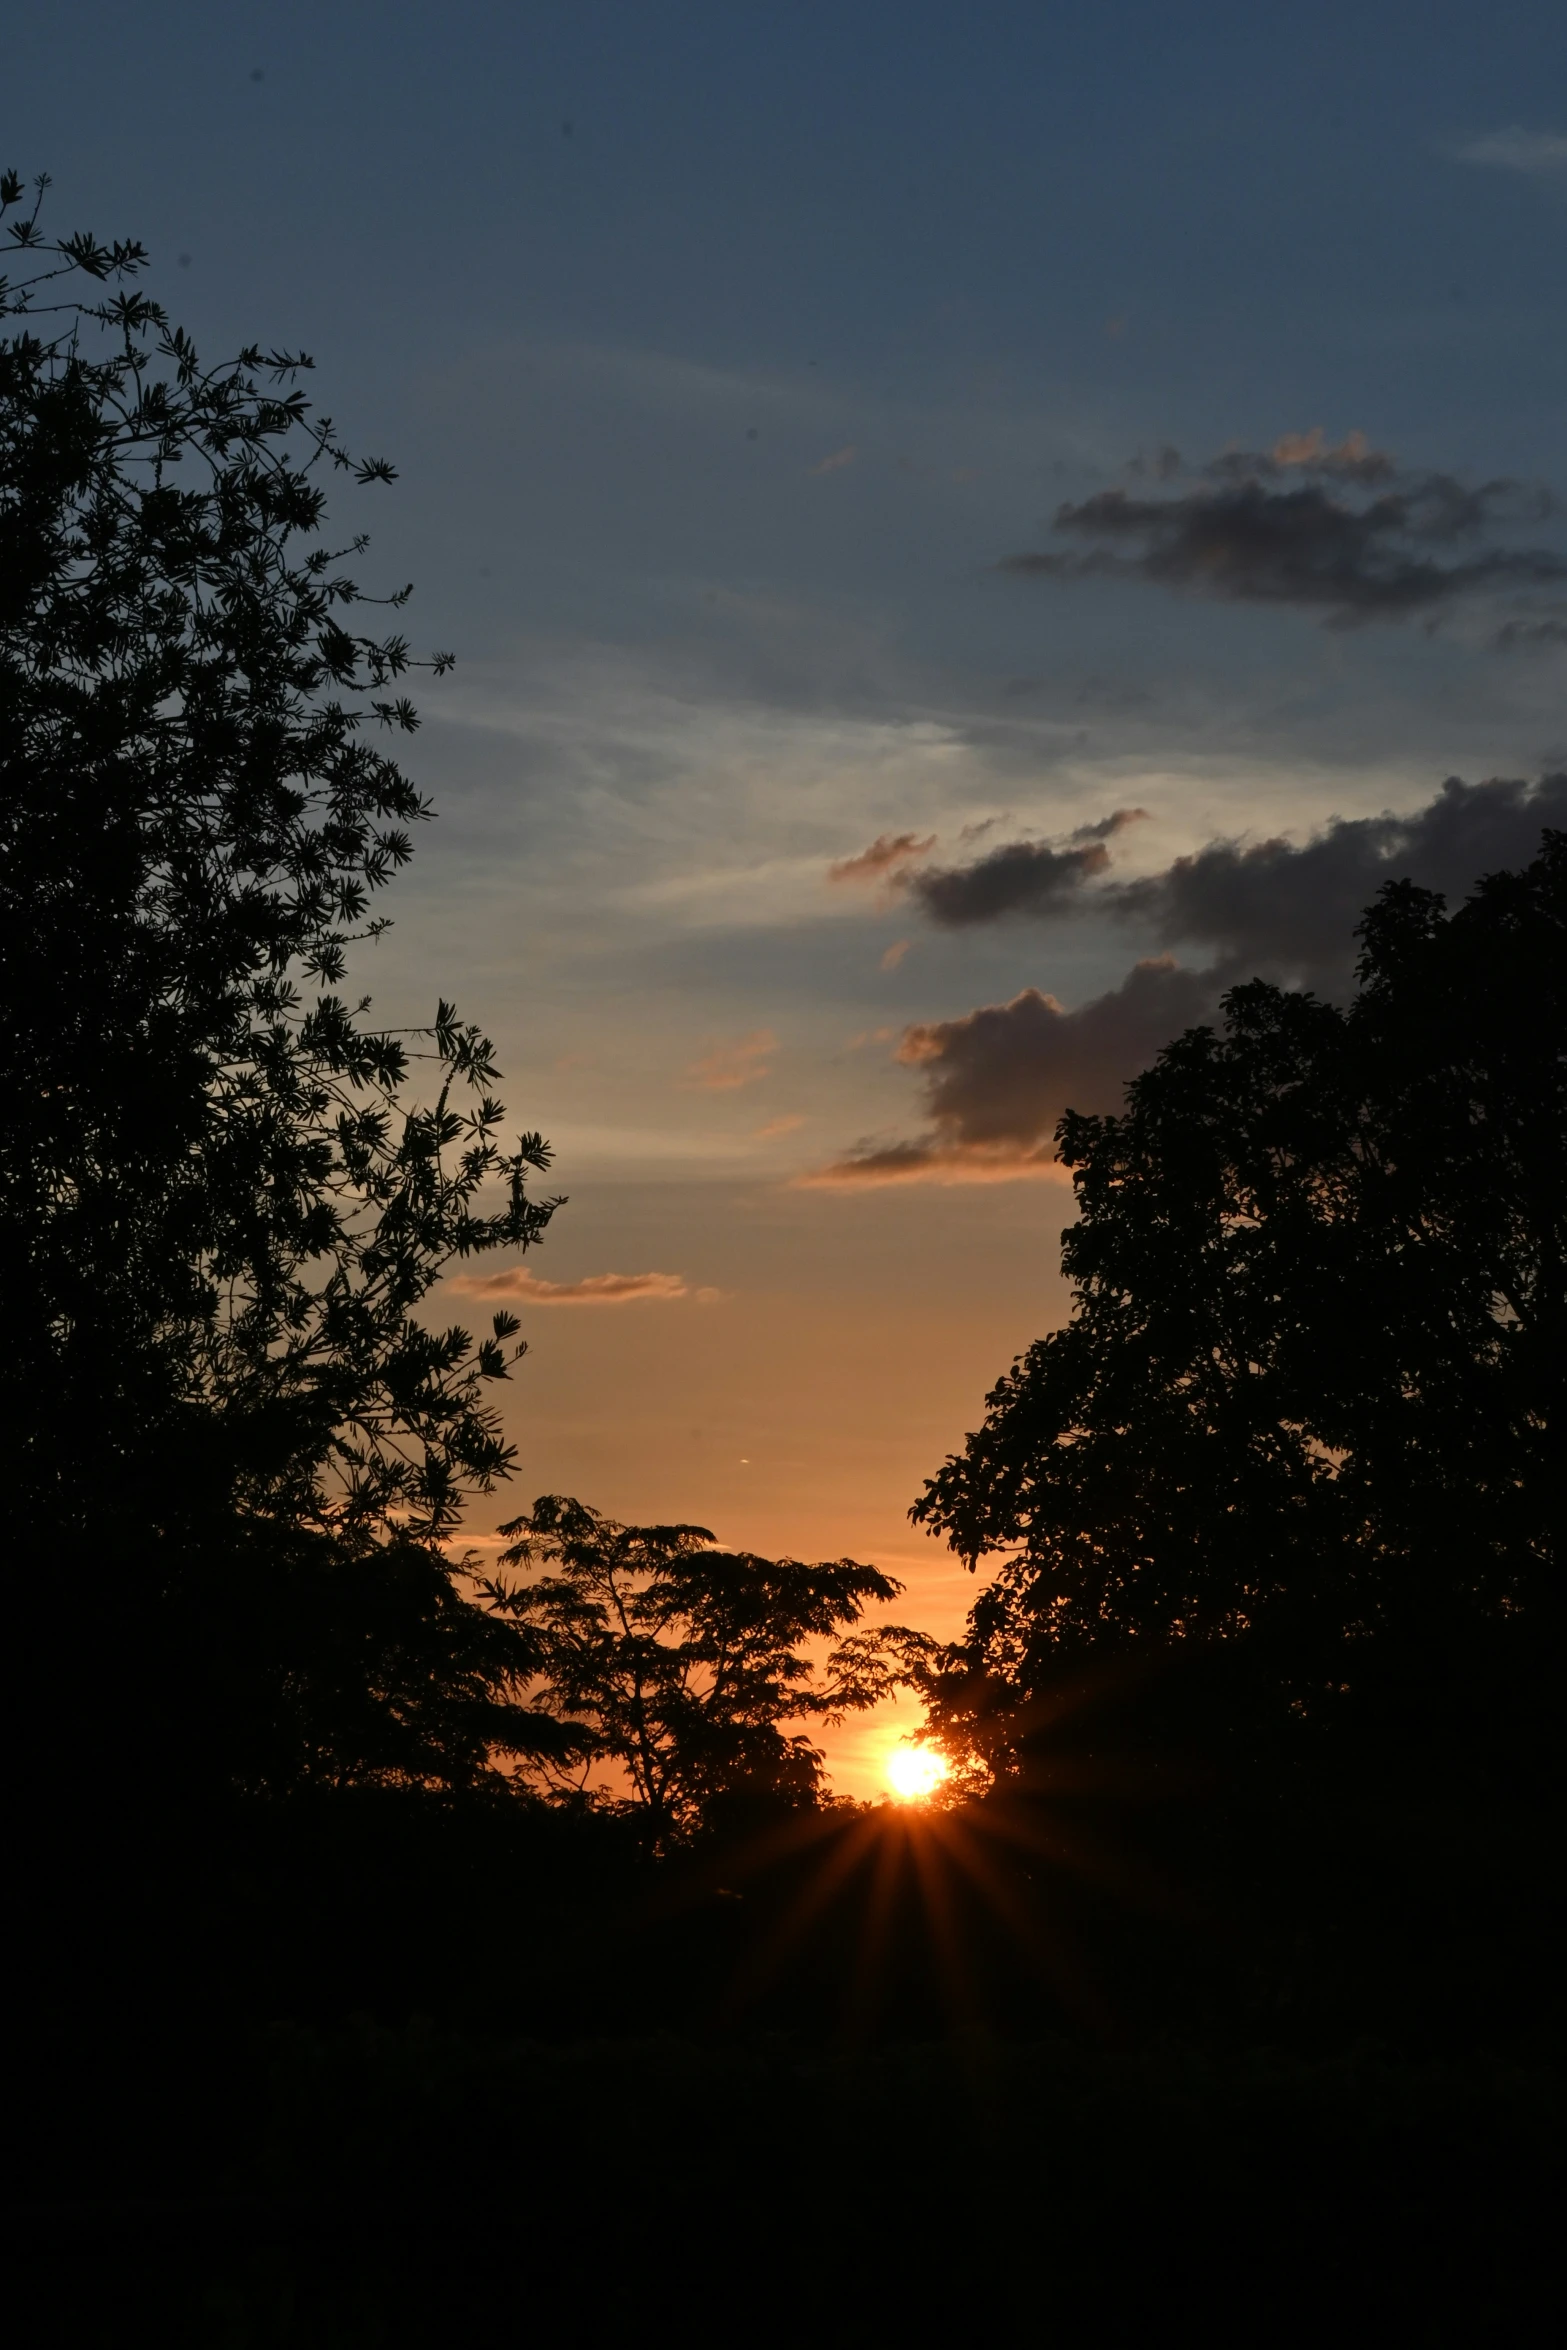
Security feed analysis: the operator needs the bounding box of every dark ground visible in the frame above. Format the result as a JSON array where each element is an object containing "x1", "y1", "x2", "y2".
[{"x1": 10, "y1": 1756, "x2": 1563, "y2": 2345}]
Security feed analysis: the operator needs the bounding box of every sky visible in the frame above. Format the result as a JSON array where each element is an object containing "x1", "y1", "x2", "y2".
[{"x1": 13, "y1": 1, "x2": 1567, "y2": 1791}]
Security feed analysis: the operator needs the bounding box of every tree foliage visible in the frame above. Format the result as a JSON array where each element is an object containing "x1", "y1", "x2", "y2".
[
  {"x1": 915, "y1": 834, "x2": 1565, "y2": 1731},
  {"x1": 0, "y1": 174, "x2": 564, "y2": 1795},
  {"x1": 484, "y1": 1496, "x2": 937, "y2": 1840},
  {"x1": 0, "y1": 171, "x2": 557, "y2": 1553},
  {"x1": 170, "y1": 1525, "x2": 585, "y2": 1798}
]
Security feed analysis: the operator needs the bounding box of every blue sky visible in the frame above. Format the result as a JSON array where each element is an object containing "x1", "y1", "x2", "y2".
[{"x1": 13, "y1": 1, "x2": 1567, "y2": 1784}]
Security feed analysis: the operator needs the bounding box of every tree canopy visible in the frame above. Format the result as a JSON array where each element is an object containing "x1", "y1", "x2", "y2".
[
  {"x1": 1, "y1": 174, "x2": 562, "y2": 1795},
  {"x1": 915, "y1": 833, "x2": 1565, "y2": 1739},
  {"x1": 485, "y1": 1496, "x2": 935, "y2": 1840},
  {"x1": 0, "y1": 172, "x2": 558, "y2": 1552}
]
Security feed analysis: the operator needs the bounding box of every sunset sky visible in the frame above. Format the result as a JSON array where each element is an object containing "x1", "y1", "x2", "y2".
[{"x1": 15, "y1": 1, "x2": 1567, "y2": 1789}]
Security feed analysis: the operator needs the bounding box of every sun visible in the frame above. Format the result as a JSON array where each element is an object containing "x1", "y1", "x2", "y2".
[{"x1": 885, "y1": 1745, "x2": 949, "y2": 1803}]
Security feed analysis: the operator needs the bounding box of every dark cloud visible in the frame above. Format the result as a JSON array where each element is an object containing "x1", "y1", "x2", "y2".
[
  {"x1": 907, "y1": 808, "x2": 1147, "y2": 927},
  {"x1": 1072, "y1": 808, "x2": 1151, "y2": 842},
  {"x1": 1001, "y1": 439, "x2": 1567, "y2": 628},
  {"x1": 910, "y1": 836, "x2": 1111, "y2": 926},
  {"x1": 809, "y1": 960, "x2": 1216, "y2": 1185},
  {"x1": 811, "y1": 775, "x2": 1567, "y2": 1187},
  {"x1": 894, "y1": 772, "x2": 1567, "y2": 994},
  {"x1": 899, "y1": 960, "x2": 1218, "y2": 1144},
  {"x1": 1109, "y1": 772, "x2": 1567, "y2": 993}
]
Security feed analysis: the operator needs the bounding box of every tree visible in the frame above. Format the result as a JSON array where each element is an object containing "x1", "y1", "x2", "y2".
[
  {"x1": 914, "y1": 834, "x2": 1565, "y2": 1747},
  {"x1": 0, "y1": 175, "x2": 559, "y2": 1791},
  {"x1": 187, "y1": 1525, "x2": 588, "y2": 1798},
  {"x1": 483, "y1": 1496, "x2": 936, "y2": 1842}
]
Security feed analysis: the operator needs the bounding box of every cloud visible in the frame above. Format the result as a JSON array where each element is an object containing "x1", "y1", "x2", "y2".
[
  {"x1": 799, "y1": 1139, "x2": 1072, "y2": 1187},
  {"x1": 452, "y1": 1267, "x2": 692, "y2": 1304},
  {"x1": 1456, "y1": 128, "x2": 1567, "y2": 177},
  {"x1": 808, "y1": 771, "x2": 1567, "y2": 1190},
  {"x1": 1498, "y1": 617, "x2": 1567, "y2": 647},
  {"x1": 828, "y1": 832, "x2": 936, "y2": 886},
  {"x1": 879, "y1": 938, "x2": 912, "y2": 970},
  {"x1": 1266, "y1": 427, "x2": 1393, "y2": 481},
  {"x1": 811, "y1": 444, "x2": 858, "y2": 474},
  {"x1": 1000, "y1": 442, "x2": 1567, "y2": 628},
  {"x1": 1108, "y1": 771, "x2": 1567, "y2": 993},
  {"x1": 683, "y1": 1029, "x2": 777, "y2": 1090},
  {"x1": 897, "y1": 962, "x2": 1221, "y2": 1144},
  {"x1": 910, "y1": 837, "x2": 1111, "y2": 925},
  {"x1": 754, "y1": 1113, "x2": 806, "y2": 1137},
  {"x1": 890, "y1": 772, "x2": 1567, "y2": 993},
  {"x1": 808, "y1": 961, "x2": 1217, "y2": 1186},
  {"x1": 907, "y1": 808, "x2": 1146, "y2": 927}
]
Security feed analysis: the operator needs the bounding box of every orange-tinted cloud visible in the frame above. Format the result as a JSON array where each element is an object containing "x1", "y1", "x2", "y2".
[
  {"x1": 683, "y1": 1029, "x2": 777, "y2": 1090},
  {"x1": 1272, "y1": 426, "x2": 1378, "y2": 471},
  {"x1": 828, "y1": 832, "x2": 936, "y2": 887},
  {"x1": 880, "y1": 938, "x2": 911, "y2": 970},
  {"x1": 798, "y1": 1140, "x2": 1070, "y2": 1187},
  {"x1": 453, "y1": 1267, "x2": 691, "y2": 1304},
  {"x1": 754, "y1": 1113, "x2": 806, "y2": 1138},
  {"x1": 811, "y1": 444, "x2": 858, "y2": 474},
  {"x1": 806, "y1": 959, "x2": 1218, "y2": 1187}
]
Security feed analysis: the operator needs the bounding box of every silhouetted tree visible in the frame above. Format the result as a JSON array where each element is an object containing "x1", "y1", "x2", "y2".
[
  {"x1": 0, "y1": 175, "x2": 560, "y2": 1792},
  {"x1": 484, "y1": 1496, "x2": 936, "y2": 1841},
  {"x1": 172, "y1": 1524, "x2": 595, "y2": 1798},
  {"x1": 916, "y1": 834, "x2": 1565, "y2": 1750}
]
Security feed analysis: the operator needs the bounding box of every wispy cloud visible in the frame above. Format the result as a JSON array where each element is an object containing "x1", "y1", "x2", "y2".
[
  {"x1": 1455, "y1": 128, "x2": 1567, "y2": 178},
  {"x1": 453, "y1": 1267, "x2": 692, "y2": 1304},
  {"x1": 798, "y1": 1140, "x2": 1072, "y2": 1187},
  {"x1": 754, "y1": 1113, "x2": 806, "y2": 1138},
  {"x1": 828, "y1": 832, "x2": 936, "y2": 886},
  {"x1": 810, "y1": 444, "x2": 858, "y2": 474},
  {"x1": 683, "y1": 1029, "x2": 777, "y2": 1090}
]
